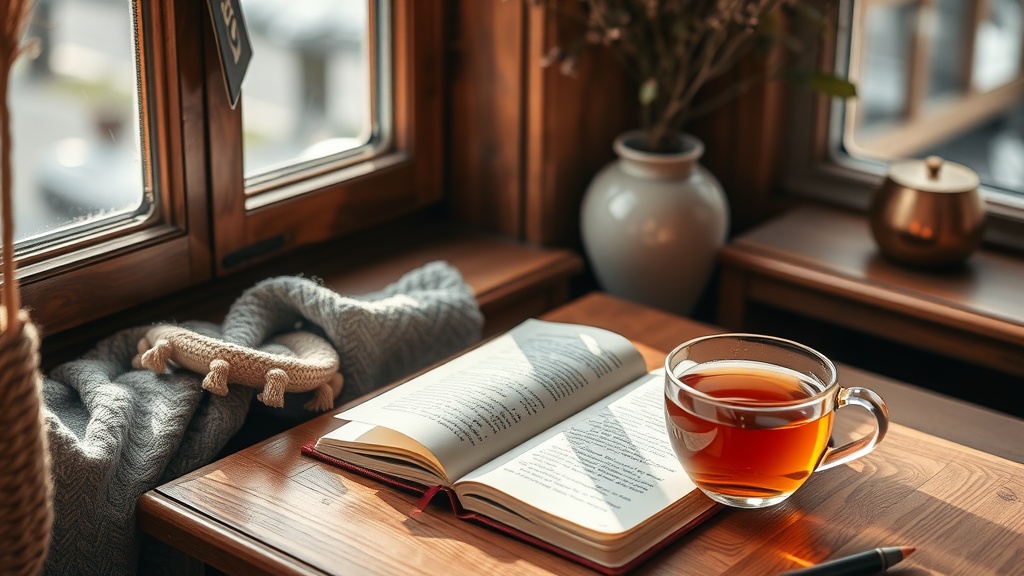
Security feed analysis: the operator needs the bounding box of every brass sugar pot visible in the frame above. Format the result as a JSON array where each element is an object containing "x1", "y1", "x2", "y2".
[{"x1": 869, "y1": 156, "x2": 985, "y2": 267}]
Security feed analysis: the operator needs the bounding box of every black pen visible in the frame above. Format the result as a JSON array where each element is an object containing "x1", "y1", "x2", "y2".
[{"x1": 779, "y1": 546, "x2": 916, "y2": 576}]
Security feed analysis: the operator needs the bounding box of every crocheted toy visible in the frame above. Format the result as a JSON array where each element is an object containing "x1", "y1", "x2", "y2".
[{"x1": 131, "y1": 324, "x2": 344, "y2": 411}]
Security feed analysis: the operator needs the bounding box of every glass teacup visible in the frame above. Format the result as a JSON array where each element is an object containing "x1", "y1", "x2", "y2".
[{"x1": 664, "y1": 333, "x2": 889, "y2": 509}]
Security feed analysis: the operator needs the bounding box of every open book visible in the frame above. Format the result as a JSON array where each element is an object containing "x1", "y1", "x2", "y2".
[{"x1": 306, "y1": 319, "x2": 719, "y2": 574}]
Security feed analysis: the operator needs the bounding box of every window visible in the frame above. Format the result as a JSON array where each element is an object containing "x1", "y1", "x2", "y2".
[
  {"x1": 12, "y1": 0, "x2": 146, "y2": 245},
  {"x1": 787, "y1": 0, "x2": 1024, "y2": 249},
  {"x1": 12, "y1": 0, "x2": 443, "y2": 335},
  {"x1": 240, "y1": 0, "x2": 382, "y2": 202}
]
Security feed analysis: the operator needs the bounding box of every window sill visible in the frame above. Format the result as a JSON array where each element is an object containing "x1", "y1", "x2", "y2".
[
  {"x1": 718, "y1": 202, "x2": 1024, "y2": 377},
  {"x1": 39, "y1": 218, "x2": 585, "y2": 369}
]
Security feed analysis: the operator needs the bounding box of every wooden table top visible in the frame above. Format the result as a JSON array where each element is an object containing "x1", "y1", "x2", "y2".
[{"x1": 139, "y1": 293, "x2": 1024, "y2": 575}]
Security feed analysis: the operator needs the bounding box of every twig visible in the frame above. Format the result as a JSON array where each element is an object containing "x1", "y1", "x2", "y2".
[{"x1": 543, "y1": 0, "x2": 837, "y2": 152}]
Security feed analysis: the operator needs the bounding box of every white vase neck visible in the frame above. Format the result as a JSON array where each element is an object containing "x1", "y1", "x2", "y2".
[{"x1": 613, "y1": 130, "x2": 704, "y2": 180}]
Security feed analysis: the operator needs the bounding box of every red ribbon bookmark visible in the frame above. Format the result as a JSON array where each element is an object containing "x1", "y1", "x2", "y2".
[{"x1": 412, "y1": 485, "x2": 444, "y2": 516}]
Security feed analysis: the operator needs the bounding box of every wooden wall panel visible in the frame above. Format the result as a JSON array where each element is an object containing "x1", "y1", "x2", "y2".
[
  {"x1": 447, "y1": 1, "x2": 788, "y2": 246},
  {"x1": 447, "y1": 0, "x2": 526, "y2": 237},
  {"x1": 523, "y1": 2, "x2": 636, "y2": 248},
  {"x1": 447, "y1": 0, "x2": 634, "y2": 247}
]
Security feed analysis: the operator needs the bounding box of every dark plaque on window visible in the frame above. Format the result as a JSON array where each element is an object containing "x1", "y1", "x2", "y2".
[{"x1": 205, "y1": 0, "x2": 253, "y2": 109}]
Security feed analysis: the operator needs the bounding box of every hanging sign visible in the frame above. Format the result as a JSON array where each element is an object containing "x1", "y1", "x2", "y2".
[{"x1": 205, "y1": 0, "x2": 253, "y2": 109}]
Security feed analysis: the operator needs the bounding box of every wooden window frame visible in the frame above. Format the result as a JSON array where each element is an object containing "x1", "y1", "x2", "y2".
[
  {"x1": 16, "y1": 0, "x2": 445, "y2": 336},
  {"x1": 207, "y1": 0, "x2": 444, "y2": 276},
  {"x1": 17, "y1": 1, "x2": 208, "y2": 336}
]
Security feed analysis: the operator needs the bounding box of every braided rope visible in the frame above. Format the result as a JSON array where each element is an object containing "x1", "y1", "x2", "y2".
[
  {"x1": 0, "y1": 310, "x2": 52, "y2": 575},
  {"x1": 1, "y1": 2, "x2": 55, "y2": 573}
]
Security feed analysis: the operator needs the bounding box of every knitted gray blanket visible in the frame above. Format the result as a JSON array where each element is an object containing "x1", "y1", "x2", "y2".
[{"x1": 41, "y1": 261, "x2": 484, "y2": 575}]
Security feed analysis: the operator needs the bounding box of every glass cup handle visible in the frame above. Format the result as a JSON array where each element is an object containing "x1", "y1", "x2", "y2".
[{"x1": 816, "y1": 387, "x2": 890, "y2": 471}]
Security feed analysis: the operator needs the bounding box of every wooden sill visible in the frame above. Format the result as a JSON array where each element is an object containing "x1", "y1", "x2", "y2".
[
  {"x1": 717, "y1": 202, "x2": 1024, "y2": 462},
  {"x1": 39, "y1": 219, "x2": 584, "y2": 369},
  {"x1": 718, "y1": 203, "x2": 1024, "y2": 377}
]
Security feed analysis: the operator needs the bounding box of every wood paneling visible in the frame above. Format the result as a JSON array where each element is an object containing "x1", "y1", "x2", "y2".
[
  {"x1": 447, "y1": 0, "x2": 635, "y2": 246},
  {"x1": 688, "y1": 60, "x2": 792, "y2": 235},
  {"x1": 522, "y1": 2, "x2": 635, "y2": 247},
  {"x1": 447, "y1": 1, "x2": 792, "y2": 247},
  {"x1": 446, "y1": 0, "x2": 526, "y2": 237}
]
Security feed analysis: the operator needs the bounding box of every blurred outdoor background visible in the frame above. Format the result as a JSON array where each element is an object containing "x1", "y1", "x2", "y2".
[{"x1": 10, "y1": 0, "x2": 370, "y2": 244}]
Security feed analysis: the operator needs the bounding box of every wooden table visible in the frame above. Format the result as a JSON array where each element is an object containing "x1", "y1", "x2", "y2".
[{"x1": 139, "y1": 293, "x2": 1024, "y2": 575}]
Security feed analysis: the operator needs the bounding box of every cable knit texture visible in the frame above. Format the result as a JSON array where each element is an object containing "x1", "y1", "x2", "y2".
[{"x1": 41, "y1": 261, "x2": 483, "y2": 575}]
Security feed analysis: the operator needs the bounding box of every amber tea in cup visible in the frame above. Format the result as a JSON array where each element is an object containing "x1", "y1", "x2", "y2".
[{"x1": 664, "y1": 334, "x2": 888, "y2": 509}]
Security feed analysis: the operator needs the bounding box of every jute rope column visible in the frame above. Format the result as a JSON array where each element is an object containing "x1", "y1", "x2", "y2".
[
  {"x1": 0, "y1": 1, "x2": 53, "y2": 574},
  {"x1": 0, "y1": 313, "x2": 51, "y2": 575}
]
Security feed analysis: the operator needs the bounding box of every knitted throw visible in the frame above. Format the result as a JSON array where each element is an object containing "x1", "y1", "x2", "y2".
[{"x1": 41, "y1": 261, "x2": 484, "y2": 575}]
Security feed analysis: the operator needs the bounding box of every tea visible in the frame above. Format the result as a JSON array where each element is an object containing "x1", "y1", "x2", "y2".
[{"x1": 664, "y1": 361, "x2": 833, "y2": 502}]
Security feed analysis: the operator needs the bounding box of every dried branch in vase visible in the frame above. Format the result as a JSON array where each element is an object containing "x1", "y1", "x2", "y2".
[{"x1": 535, "y1": 0, "x2": 855, "y2": 153}]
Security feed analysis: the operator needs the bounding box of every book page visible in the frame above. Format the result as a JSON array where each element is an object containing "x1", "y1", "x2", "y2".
[
  {"x1": 335, "y1": 319, "x2": 647, "y2": 482},
  {"x1": 318, "y1": 421, "x2": 447, "y2": 484},
  {"x1": 453, "y1": 372, "x2": 697, "y2": 537}
]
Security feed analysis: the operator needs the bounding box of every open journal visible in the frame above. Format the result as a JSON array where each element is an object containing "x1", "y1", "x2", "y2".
[{"x1": 305, "y1": 318, "x2": 719, "y2": 574}]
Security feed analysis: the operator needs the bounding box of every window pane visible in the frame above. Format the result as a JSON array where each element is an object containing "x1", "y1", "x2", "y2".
[
  {"x1": 12, "y1": 0, "x2": 146, "y2": 245},
  {"x1": 927, "y1": 0, "x2": 968, "y2": 101},
  {"x1": 972, "y1": 0, "x2": 1022, "y2": 92},
  {"x1": 240, "y1": 0, "x2": 374, "y2": 186},
  {"x1": 856, "y1": 3, "x2": 914, "y2": 133},
  {"x1": 840, "y1": 0, "x2": 1024, "y2": 199}
]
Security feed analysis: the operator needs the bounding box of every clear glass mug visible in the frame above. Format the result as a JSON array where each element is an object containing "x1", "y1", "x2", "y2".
[{"x1": 664, "y1": 333, "x2": 889, "y2": 509}]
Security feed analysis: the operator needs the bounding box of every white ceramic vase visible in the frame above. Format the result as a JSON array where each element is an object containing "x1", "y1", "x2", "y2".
[{"x1": 580, "y1": 130, "x2": 729, "y2": 315}]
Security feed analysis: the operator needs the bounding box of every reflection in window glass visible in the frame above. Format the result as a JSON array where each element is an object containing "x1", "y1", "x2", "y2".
[
  {"x1": 12, "y1": 0, "x2": 145, "y2": 244},
  {"x1": 240, "y1": 0, "x2": 373, "y2": 185}
]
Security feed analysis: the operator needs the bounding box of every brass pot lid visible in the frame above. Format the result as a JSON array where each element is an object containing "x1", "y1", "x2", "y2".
[{"x1": 887, "y1": 156, "x2": 979, "y2": 194}]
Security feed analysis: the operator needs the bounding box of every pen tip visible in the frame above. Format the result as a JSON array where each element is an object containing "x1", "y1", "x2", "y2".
[{"x1": 900, "y1": 546, "x2": 916, "y2": 557}]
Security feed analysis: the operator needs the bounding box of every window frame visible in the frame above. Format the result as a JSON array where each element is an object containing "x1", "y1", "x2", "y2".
[
  {"x1": 17, "y1": 0, "x2": 445, "y2": 335},
  {"x1": 207, "y1": 0, "x2": 444, "y2": 277},
  {"x1": 784, "y1": 0, "x2": 1024, "y2": 253},
  {"x1": 843, "y1": 0, "x2": 1024, "y2": 161}
]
